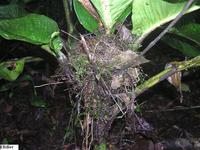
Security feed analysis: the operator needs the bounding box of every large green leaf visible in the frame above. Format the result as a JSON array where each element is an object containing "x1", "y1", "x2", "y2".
[
  {"x1": 0, "y1": 3, "x2": 27, "y2": 19},
  {"x1": 116, "y1": 3, "x2": 132, "y2": 24},
  {"x1": 0, "y1": 14, "x2": 62, "y2": 56},
  {"x1": 163, "y1": 0, "x2": 200, "y2": 5},
  {"x1": 162, "y1": 35, "x2": 200, "y2": 57},
  {"x1": 170, "y1": 23, "x2": 200, "y2": 46},
  {"x1": 132, "y1": 0, "x2": 200, "y2": 41},
  {"x1": 90, "y1": 0, "x2": 132, "y2": 33},
  {"x1": 163, "y1": 0, "x2": 188, "y2": 3},
  {"x1": 73, "y1": 0, "x2": 99, "y2": 33},
  {"x1": 162, "y1": 22, "x2": 200, "y2": 57},
  {"x1": 0, "y1": 59, "x2": 25, "y2": 81}
]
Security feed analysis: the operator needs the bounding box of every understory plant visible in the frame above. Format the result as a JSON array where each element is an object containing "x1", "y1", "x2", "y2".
[{"x1": 0, "y1": 0, "x2": 200, "y2": 149}]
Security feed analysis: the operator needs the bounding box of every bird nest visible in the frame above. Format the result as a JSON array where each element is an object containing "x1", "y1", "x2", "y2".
[
  {"x1": 59, "y1": 32, "x2": 149, "y2": 147},
  {"x1": 71, "y1": 34, "x2": 148, "y2": 89}
]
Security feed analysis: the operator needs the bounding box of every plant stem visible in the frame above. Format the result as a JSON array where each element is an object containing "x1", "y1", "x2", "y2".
[
  {"x1": 62, "y1": 0, "x2": 74, "y2": 34},
  {"x1": 135, "y1": 55, "x2": 200, "y2": 97}
]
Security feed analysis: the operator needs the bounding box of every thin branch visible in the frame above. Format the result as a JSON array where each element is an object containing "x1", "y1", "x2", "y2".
[
  {"x1": 141, "y1": 0, "x2": 195, "y2": 55},
  {"x1": 61, "y1": 30, "x2": 80, "y2": 41},
  {"x1": 135, "y1": 55, "x2": 200, "y2": 97},
  {"x1": 34, "y1": 81, "x2": 64, "y2": 88},
  {"x1": 145, "y1": 105, "x2": 200, "y2": 113}
]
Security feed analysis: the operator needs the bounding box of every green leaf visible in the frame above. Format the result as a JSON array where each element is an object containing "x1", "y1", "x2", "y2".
[
  {"x1": 90, "y1": 0, "x2": 132, "y2": 33},
  {"x1": 2, "y1": 138, "x2": 12, "y2": 144},
  {"x1": 162, "y1": 35, "x2": 200, "y2": 57},
  {"x1": 0, "y1": 74, "x2": 32, "y2": 92},
  {"x1": 95, "y1": 143, "x2": 106, "y2": 150},
  {"x1": 163, "y1": 0, "x2": 188, "y2": 3},
  {"x1": 0, "y1": 3, "x2": 27, "y2": 19},
  {"x1": 0, "y1": 59, "x2": 25, "y2": 81},
  {"x1": 49, "y1": 31, "x2": 63, "y2": 54},
  {"x1": 2, "y1": 138, "x2": 9, "y2": 144},
  {"x1": 171, "y1": 23, "x2": 200, "y2": 46},
  {"x1": 135, "y1": 105, "x2": 142, "y2": 113},
  {"x1": 0, "y1": 14, "x2": 62, "y2": 56},
  {"x1": 117, "y1": 3, "x2": 132, "y2": 23},
  {"x1": 163, "y1": 23, "x2": 200, "y2": 57},
  {"x1": 73, "y1": 0, "x2": 99, "y2": 33},
  {"x1": 132, "y1": 0, "x2": 200, "y2": 41},
  {"x1": 164, "y1": 0, "x2": 200, "y2": 5},
  {"x1": 181, "y1": 83, "x2": 190, "y2": 92},
  {"x1": 30, "y1": 96, "x2": 47, "y2": 108}
]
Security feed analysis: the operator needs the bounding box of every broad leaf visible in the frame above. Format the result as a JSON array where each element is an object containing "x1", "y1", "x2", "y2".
[
  {"x1": 163, "y1": 0, "x2": 188, "y2": 3},
  {"x1": 132, "y1": 0, "x2": 200, "y2": 41},
  {"x1": 0, "y1": 59, "x2": 25, "y2": 81},
  {"x1": 90, "y1": 0, "x2": 132, "y2": 33},
  {"x1": 117, "y1": 3, "x2": 132, "y2": 24},
  {"x1": 163, "y1": 22, "x2": 200, "y2": 57},
  {"x1": 162, "y1": 35, "x2": 200, "y2": 57},
  {"x1": 73, "y1": 0, "x2": 99, "y2": 33},
  {"x1": 0, "y1": 3, "x2": 27, "y2": 19},
  {"x1": 0, "y1": 74, "x2": 33, "y2": 92},
  {"x1": 163, "y1": 0, "x2": 200, "y2": 5},
  {"x1": 170, "y1": 23, "x2": 200, "y2": 46},
  {"x1": 0, "y1": 14, "x2": 62, "y2": 56}
]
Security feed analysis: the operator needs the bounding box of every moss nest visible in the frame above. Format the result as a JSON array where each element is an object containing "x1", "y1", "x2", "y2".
[{"x1": 58, "y1": 33, "x2": 149, "y2": 145}]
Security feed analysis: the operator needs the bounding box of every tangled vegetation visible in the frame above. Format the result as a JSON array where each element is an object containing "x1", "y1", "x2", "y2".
[{"x1": 0, "y1": 0, "x2": 200, "y2": 150}]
